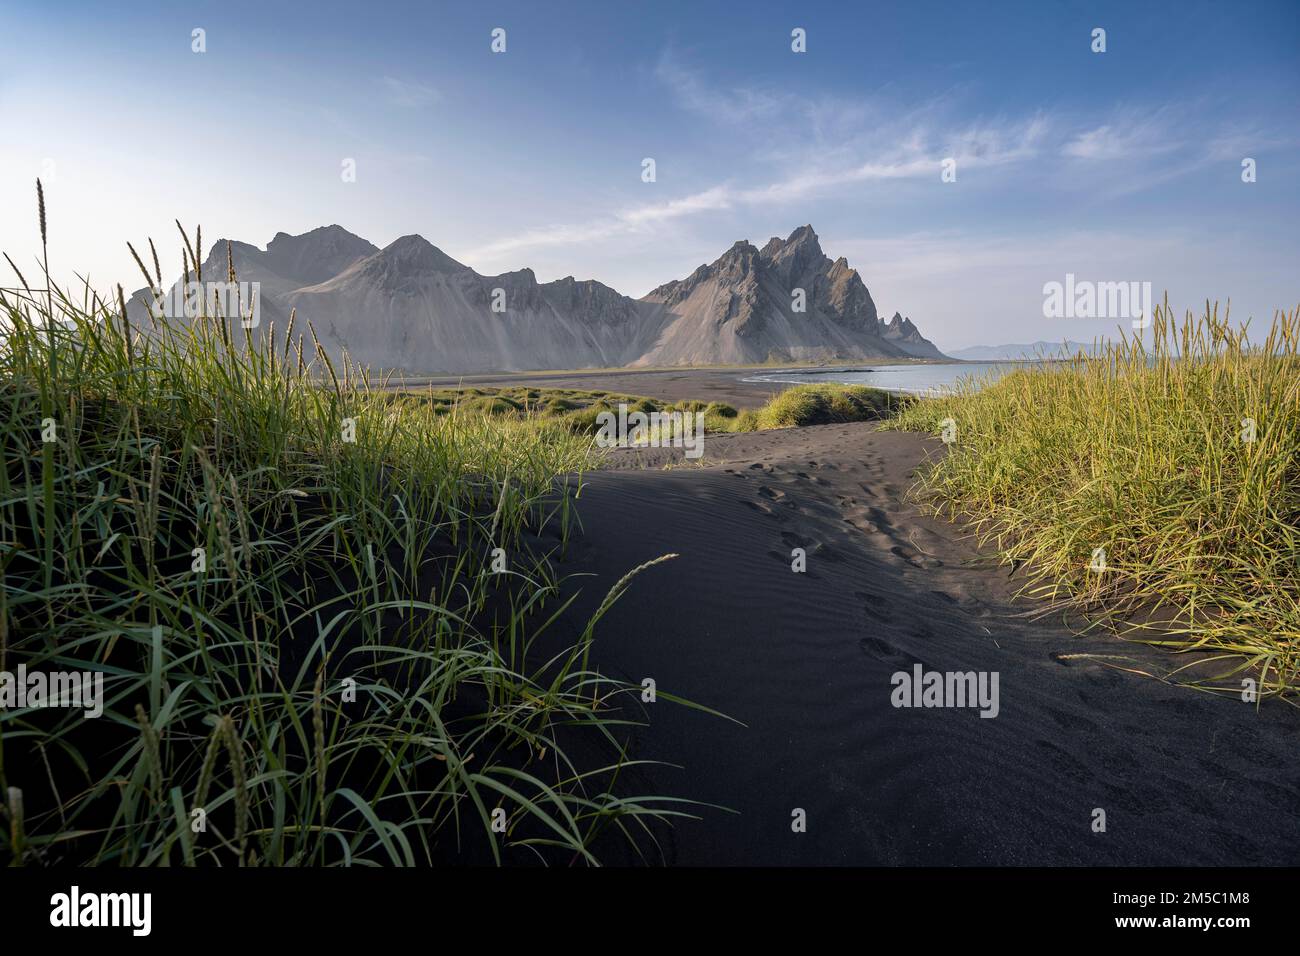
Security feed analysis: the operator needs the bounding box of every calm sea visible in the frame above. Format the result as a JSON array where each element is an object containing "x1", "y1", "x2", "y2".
[{"x1": 741, "y1": 362, "x2": 1036, "y2": 396}]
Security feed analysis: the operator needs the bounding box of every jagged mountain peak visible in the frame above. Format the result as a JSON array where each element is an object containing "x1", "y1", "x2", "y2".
[
  {"x1": 710, "y1": 239, "x2": 761, "y2": 272},
  {"x1": 493, "y1": 266, "x2": 537, "y2": 282},
  {"x1": 627, "y1": 226, "x2": 945, "y2": 366},
  {"x1": 205, "y1": 237, "x2": 261, "y2": 264},
  {"x1": 644, "y1": 239, "x2": 762, "y2": 305},
  {"x1": 540, "y1": 275, "x2": 647, "y2": 330},
  {"x1": 542, "y1": 274, "x2": 621, "y2": 296},
  {"x1": 880, "y1": 311, "x2": 935, "y2": 352},
  {"x1": 268, "y1": 223, "x2": 364, "y2": 247},
  {"x1": 782, "y1": 223, "x2": 821, "y2": 249},
  {"x1": 262, "y1": 225, "x2": 379, "y2": 285},
  {"x1": 191, "y1": 224, "x2": 377, "y2": 291},
  {"x1": 140, "y1": 222, "x2": 945, "y2": 371},
  {"x1": 760, "y1": 223, "x2": 822, "y2": 259},
  {"x1": 714, "y1": 240, "x2": 762, "y2": 274},
  {"x1": 759, "y1": 225, "x2": 831, "y2": 290},
  {"x1": 375, "y1": 235, "x2": 468, "y2": 275}
]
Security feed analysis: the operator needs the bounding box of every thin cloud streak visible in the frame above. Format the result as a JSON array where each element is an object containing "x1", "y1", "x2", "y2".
[
  {"x1": 463, "y1": 114, "x2": 1050, "y2": 262},
  {"x1": 381, "y1": 76, "x2": 441, "y2": 108}
]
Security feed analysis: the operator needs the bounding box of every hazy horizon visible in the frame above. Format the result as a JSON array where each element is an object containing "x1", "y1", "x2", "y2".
[{"x1": 1, "y1": 0, "x2": 1297, "y2": 350}]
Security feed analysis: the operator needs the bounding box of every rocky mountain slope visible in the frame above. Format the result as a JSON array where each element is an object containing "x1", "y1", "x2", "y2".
[
  {"x1": 637, "y1": 225, "x2": 943, "y2": 364},
  {"x1": 129, "y1": 224, "x2": 945, "y2": 371}
]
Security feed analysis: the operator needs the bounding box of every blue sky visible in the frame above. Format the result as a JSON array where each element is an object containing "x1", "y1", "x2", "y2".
[{"x1": 1, "y1": 0, "x2": 1297, "y2": 348}]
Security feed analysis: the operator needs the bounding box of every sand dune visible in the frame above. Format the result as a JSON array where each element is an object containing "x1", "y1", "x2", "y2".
[{"x1": 539, "y1": 423, "x2": 1300, "y2": 865}]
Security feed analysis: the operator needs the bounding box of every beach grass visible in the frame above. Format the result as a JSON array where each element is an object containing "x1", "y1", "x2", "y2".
[
  {"x1": 407, "y1": 382, "x2": 901, "y2": 438},
  {"x1": 0, "y1": 205, "x2": 697, "y2": 866},
  {"x1": 752, "y1": 383, "x2": 904, "y2": 429},
  {"x1": 884, "y1": 301, "x2": 1300, "y2": 698}
]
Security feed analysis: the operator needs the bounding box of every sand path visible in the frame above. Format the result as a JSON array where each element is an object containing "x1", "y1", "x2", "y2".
[{"x1": 541, "y1": 423, "x2": 1299, "y2": 865}]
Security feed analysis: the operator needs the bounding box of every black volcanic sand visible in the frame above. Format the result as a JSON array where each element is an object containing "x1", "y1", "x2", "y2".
[
  {"x1": 541, "y1": 423, "x2": 1300, "y2": 865},
  {"x1": 396, "y1": 367, "x2": 791, "y2": 409}
]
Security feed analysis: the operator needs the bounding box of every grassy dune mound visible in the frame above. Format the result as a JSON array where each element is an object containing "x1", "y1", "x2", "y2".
[
  {"x1": 0, "y1": 215, "x2": 693, "y2": 866},
  {"x1": 886, "y1": 302, "x2": 1300, "y2": 698},
  {"x1": 405, "y1": 385, "x2": 755, "y2": 435},
  {"x1": 753, "y1": 384, "x2": 903, "y2": 429},
  {"x1": 407, "y1": 382, "x2": 901, "y2": 438}
]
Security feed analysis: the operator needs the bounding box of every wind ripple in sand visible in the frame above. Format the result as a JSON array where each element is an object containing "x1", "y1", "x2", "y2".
[{"x1": 547, "y1": 422, "x2": 1300, "y2": 865}]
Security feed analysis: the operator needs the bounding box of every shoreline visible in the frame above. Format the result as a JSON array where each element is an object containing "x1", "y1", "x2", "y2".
[{"x1": 391, "y1": 362, "x2": 1054, "y2": 405}]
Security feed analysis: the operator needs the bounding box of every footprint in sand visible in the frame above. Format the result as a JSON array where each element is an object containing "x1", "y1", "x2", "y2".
[
  {"x1": 858, "y1": 635, "x2": 920, "y2": 669},
  {"x1": 854, "y1": 592, "x2": 897, "y2": 624},
  {"x1": 861, "y1": 603, "x2": 894, "y2": 625},
  {"x1": 767, "y1": 548, "x2": 822, "y2": 576},
  {"x1": 780, "y1": 530, "x2": 843, "y2": 562},
  {"x1": 889, "y1": 545, "x2": 922, "y2": 567},
  {"x1": 867, "y1": 506, "x2": 891, "y2": 525}
]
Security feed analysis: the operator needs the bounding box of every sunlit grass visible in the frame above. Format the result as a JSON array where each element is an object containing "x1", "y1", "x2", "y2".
[
  {"x1": 0, "y1": 201, "x2": 699, "y2": 866},
  {"x1": 753, "y1": 384, "x2": 903, "y2": 429},
  {"x1": 414, "y1": 382, "x2": 902, "y2": 439},
  {"x1": 885, "y1": 301, "x2": 1300, "y2": 699}
]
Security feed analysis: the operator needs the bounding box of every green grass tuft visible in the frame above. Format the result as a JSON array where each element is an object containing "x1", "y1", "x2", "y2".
[
  {"x1": 0, "y1": 215, "x2": 702, "y2": 866},
  {"x1": 884, "y1": 301, "x2": 1300, "y2": 698},
  {"x1": 754, "y1": 384, "x2": 903, "y2": 429}
]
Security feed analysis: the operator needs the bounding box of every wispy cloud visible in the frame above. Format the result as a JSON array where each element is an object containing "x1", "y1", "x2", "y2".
[
  {"x1": 459, "y1": 55, "x2": 1055, "y2": 263},
  {"x1": 466, "y1": 58, "x2": 1285, "y2": 268},
  {"x1": 465, "y1": 186, "x2": 734, "y2": 260},
  {"x1": 1060, "y1": 105, "x2": 1185, "y2": 160},
  {"x1": 380, "y1": 76, "x2": 440, "y2": 108},
  {"x1": 463, "y1": 112, "x2": 1049, "y2": 262},
  {"x1": 1055, "y1": 103, "x2": 1287, "y2": 197},
  {"x1": 1063, "y1": 124, "x2": 1145, "y2": 160},
  {"x1": 834, "y1": 229, "x2": 1195, "y2": 282},
  {"x1": 653, "y1": 49, "x2": 788, "y2": 125}
]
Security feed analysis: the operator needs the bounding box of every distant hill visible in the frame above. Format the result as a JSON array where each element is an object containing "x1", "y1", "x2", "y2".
[
  {"x1": 946, "y1": 341, "x2": 1106, "y2": 361},
  {"x1": 129, "y1": 224, "x2": 946, "y2": 373}
]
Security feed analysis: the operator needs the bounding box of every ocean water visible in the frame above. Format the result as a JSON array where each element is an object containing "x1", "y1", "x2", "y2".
[{"x1": 741, "y1": 362, "x2": 1033, "y2": 396}]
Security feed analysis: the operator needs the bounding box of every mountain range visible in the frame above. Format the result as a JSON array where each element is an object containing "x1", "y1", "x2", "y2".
[{"x1": 130, "y1": 224, "x2": 945, "y2": 372}]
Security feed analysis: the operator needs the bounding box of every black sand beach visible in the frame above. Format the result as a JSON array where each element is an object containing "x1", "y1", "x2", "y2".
[{"x1": 541, "y1": 422, "x2": 1300, "y2": 865}]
